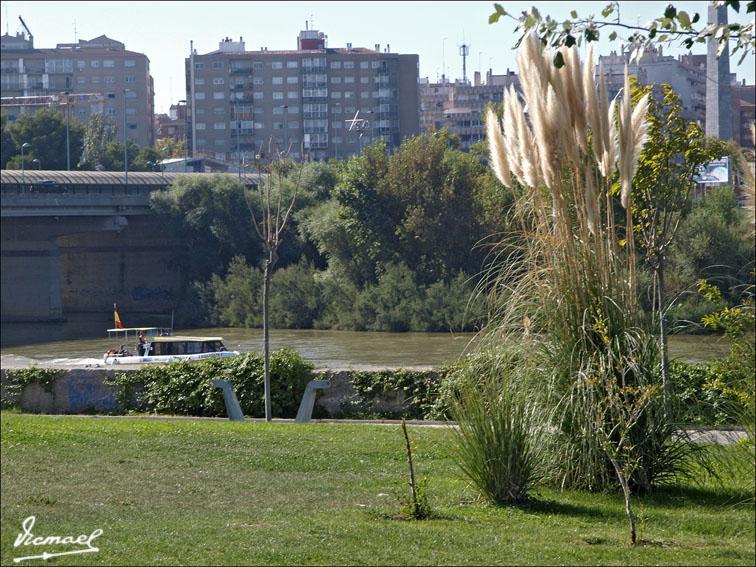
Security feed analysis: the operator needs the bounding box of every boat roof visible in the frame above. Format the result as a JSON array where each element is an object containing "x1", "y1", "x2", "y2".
[
  {"x1": 107, "y1": 327, "x2": 165, "y2": 333},
  {"x1": 151, "y1": 336, "x2": 224, "y2": 342}
]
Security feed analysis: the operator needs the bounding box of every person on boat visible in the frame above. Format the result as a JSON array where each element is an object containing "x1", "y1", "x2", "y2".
[{"x1": 137, "y1": 332, "x2": 146, "y2": 356}]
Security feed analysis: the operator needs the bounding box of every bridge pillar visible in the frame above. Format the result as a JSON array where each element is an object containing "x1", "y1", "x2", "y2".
[{"x1": 1, "y1": 239, "x2": 63, "y2": 322}]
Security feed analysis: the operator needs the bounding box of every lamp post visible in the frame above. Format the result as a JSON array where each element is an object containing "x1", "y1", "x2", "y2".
[
  {"x1": 63, "y1": 91, "x2": 71, "y2": 171},
  {"x1": 123, "y1": 88, "x2": 130, "y2": 186},
  {"x1": 20, "y1": 142, "x2": 31, "y2": 188},
  {"x1": 32, "y1": 158, "x2": 41, "y2": 170},
  {"x1": 178, "y1": 99, "x2": 188, "y2": 172},
  {"x1": 234, "y1": 101, "x2": 241, "y2": 180}
]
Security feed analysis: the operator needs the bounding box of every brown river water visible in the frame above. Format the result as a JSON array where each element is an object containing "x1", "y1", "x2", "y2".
[{"x1": 0, "y1": 314, "x2": 730, "y2": 369}]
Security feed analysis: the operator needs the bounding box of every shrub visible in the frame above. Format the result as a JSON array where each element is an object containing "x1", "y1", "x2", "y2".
[
  {"x1": 449, "y1": 350, "x2": 546, "y2": 504},
  {"x1": 1, "y1": 368, "x2": 61, "y2": 409},
  {"x1": 347, "y1": 369, "x2": 441, "y2": 419},
  {"x1": 670, "y1": 359, "x2": 749, "y2": 426},
  {"x1": 108, "y1": 349, "x2": 313, "y2": 418}
]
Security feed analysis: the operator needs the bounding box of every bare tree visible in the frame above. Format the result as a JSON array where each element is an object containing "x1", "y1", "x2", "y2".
[{"x1": 246, "y1": 140, "x2": 304, "y2": 421}]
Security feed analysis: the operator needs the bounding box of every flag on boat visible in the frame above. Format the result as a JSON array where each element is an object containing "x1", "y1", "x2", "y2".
[{"x1": 113, "y1": 304, "x2": 124, "y2": 329}]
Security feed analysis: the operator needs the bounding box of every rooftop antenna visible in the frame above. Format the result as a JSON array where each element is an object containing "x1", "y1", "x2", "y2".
[
  {"x1": 73, "y1": 20, "x2": 77, "y2": 42},
  {"x1": 459, "y1": 40, "x2": 470, "y2": 84},
  {"x1": 5, "y1": 4, "x2": 9, "y2": 35}
]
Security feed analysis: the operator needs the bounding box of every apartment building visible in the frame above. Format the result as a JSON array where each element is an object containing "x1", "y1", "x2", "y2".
[
  {"x1": 0, "y1": 31, "x2": 154, "y2": 147},
  {"x1": 185, "y1": 29, "x2": 419, "y2": 161},
  {"x1": 418, "y1": 69, "x2": 520, "y2": 151}
]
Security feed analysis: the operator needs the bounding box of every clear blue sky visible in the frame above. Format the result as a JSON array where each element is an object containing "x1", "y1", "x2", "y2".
[{"x1": 3, "y1": 1, "x2": 754, "y2": 114}]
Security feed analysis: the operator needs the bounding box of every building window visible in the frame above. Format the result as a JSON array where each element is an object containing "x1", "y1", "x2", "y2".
[
  {"x1": 126, "y1": 108, "x2": 136, "y2": 115},
  {"x1": 195, "y1": 92, "x2": 206, "y2": 100},
  {"x1": 253, "y1": 78, "x2": 264, "y2": 85},
  {"x1": 196, "y1": 122, "x2": 206, "y2": 130},
  {"x1": 288, "y1": 106, "x2": 299, "y2": 113},
  {"x1": 271, "y1": 61, "x2": 283, "y2": 69},
  {"x1": 76, "y1": 60, "x2": 86, "y2": 70},
  {"x1": 195, "y1": 78, "x2": 205, "y2": 85},
  {"x1": 91, "y1": 60, "x2": 100, "y2": 68},
  {"x1": 273, "y1": 106, "x2": 285, "y2": 115},
  {"x1": 372, "y1": 61, "x2": 382, "y2": 69},
  {"x1": 212, "y1": 61, "x2": 224, "y2": 69},
  {"x1": 272, "y1": 77, "x2": 283, "y2": 85},
  {"x1": 344, "y1": 61, "x2": 355, "y2": 69},
  {"x1": 195, "y1": 62, "x2": 204, "y2": 70},
  {"x1": 286, "y1": 61, "x2": 298, "y2": 68},
  {"x1": 125, "y1": 75, "x2": 136, "y2": 83},
  {"x1": 273, "y1": 92, "x2": 284, "y2": 100},
  {"x1": 332, "y1": 105, "x2": 342, "y2": 114},
  {"x1": 360, "y1": 61, "x2": 369, "y2": 69},
  {"x1": 213, "y1": 78, "x2": 225, "y2": 85},
  {"x1": 125, "y1": 59, "x2": 136, "y2": 67},
  {"x1": 360, "y1": 92, "x2": 369, "y2": 99},
  {"x1": 214, "y1": 107, "x2": 226, "y2": 114},
  {"x1": 331, "y1": 77, "x2": 342, "y2": 84},
  {"x1": 344, "y1": 76, "x2": 355, "y2": 84},
  {"x1": 331, "y1": 92, "x2": 342, "y2": 99},
  {"x1": 103, "y1": 59, "x2": 115, "y2": 68},
  {"x1": 105, "y1": 76, "x2": 115, "y2": 84},
  {"x1": 252, "y1": 61, "x2": 263, "y2": 70},
  {"x1": 286, "y1": 76, "x2": 298, "y2": 84},
  {"x1": 254, "y1": 122, "x2": 264, "y2": 129},
  {"x1": 344, "y1": 91, "x2": 354, "y2": 99},
  {"x1": 360, "y1": 77, "x2": 369, "y2": 84},
  {"x1": 287, "y1": 91, "x2": 298, "y2": 99},
  {"x1": 91, "y1": 76, "x2": 101, "y2": 84},
  {"x1": 253, "y1": 92, "x2": 264, "y2": 100},
  {"x1": 77, "y1": 77, "x2": 87, "y2": 84},
  {"x1": 330, "y1": 61, "x2": 342, "y2": 69},
  {"x1": 213, "y1": 92, "x2": 226, "y2": 99},
  {"x1": 288, "y1": 121, "x2": 299, "y2": 129},
  {"x1": 214, "y1": 122, "x2": 226, "y2": 129}
]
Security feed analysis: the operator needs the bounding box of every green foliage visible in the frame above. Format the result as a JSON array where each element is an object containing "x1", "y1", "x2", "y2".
[
  {"x1": 3, "y1": 108, "x2": 84, "y2": 170},
  {"x1": 1, "y1": 368, "x2": 61, "y2": 408},
  {"x1": 106, "y1": 349, "x2": 313, "y2": 418},
  {"x1": 346, "y1": 368, "x2": 441, "y2": 420},
  {"x1": 449, "y1": 351, "x2": 546, "y2": 504},
  {"x1": 670, "y1": 359, "x2": 751, "y2": 426}
]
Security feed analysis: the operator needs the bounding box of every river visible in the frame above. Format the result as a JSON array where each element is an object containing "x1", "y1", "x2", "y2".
[{"x1": 0, "y1": 314, "x2": 731, "y2": 369}]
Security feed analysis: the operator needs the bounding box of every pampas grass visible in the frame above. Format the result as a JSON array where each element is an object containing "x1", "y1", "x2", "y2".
[{"x1": 482, "y1": 35, "x2": 693, "y2": 492}]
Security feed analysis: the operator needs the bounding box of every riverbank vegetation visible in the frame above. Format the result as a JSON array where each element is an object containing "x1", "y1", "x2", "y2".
[
  {"x1": 148, "y1": 140, "x2": 752, "y2": 336},
  {"x1": 1, "y1": 413, "x2": 753, "y2": 565}
]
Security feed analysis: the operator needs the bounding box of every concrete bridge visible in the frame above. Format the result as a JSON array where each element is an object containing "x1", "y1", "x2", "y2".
[{"x1": 1, "y1": 170, "x2": 260, "y2": 322}]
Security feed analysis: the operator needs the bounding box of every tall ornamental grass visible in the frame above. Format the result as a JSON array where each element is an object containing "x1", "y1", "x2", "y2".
[
  {"x1": 449, "y1": 347, "x2": 546, "y2": 504},
  {"x1": 483, "y1": 36, "x2": 693, "y2": 492}
]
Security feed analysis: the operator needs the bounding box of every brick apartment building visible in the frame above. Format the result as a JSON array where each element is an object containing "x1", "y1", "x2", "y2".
[
  {"x1": 185, "y1": 29, "x2": 419, "y2": 162},
  {"x1": 0, "y1": 31, "x2": 154, "y2": 148},
  {"x1": 418, "y1": 69, "x2": 520, "y2": 151}
]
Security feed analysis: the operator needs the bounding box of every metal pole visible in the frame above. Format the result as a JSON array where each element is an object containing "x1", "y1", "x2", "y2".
[
  {"x1": 20, "y1": 143, "x2": 29, "y2": 187},
  {"x1": 65, "y1": 93, "x2": 71, "y2": 171},
  {"x1": 236, "y1": 103, "x2": 241, "y2": 180},
  {"x1": 123, "y1": 89, "x2": 128, "y2": 186}
]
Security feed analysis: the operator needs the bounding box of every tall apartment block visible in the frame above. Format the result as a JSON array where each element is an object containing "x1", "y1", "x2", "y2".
[
  {"x1": 185, "y1": 29, "x2": 419, "y2": 161},
  {"x1": 0, "y1": 31, "x2": 154, "y2": 148},
  {"x1": 418, "y1": 69, "x2": 520, "y2": 151}
]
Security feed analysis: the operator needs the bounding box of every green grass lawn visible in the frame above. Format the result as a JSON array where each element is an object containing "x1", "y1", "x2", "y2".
[{"x1": 1, "y1": 412, "x2": 753, "y2": 566}]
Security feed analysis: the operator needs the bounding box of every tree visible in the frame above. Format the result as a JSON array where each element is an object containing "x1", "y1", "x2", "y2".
[
  {"x1": 489, "y1": 1, "x2": 755, "y2": 66},
  {"x1": 155, "y1": 137, "x2": 186, "y2": 159},
  {"x1": 247, "y1": 153, "x2": 304, "y2": 421},
  {"x1": 629, "y1": 81, "x2": 728, "y2": 404},
  {"x1": 1, "y1": 116, "x2": 16, "y2": 169},
  {"x1": 5, "y1": 108, "x2": 83, "y2": 170}
]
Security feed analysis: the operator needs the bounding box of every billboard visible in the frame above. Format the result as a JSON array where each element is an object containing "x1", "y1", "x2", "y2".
[{"x1": 693, "y1": 157, "x2": 730, "y2": 185}]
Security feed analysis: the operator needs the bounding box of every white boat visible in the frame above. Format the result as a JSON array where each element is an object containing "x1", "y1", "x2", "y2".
[{"x1": 103, "y1": 328, "x2": 239, "y2": 365}]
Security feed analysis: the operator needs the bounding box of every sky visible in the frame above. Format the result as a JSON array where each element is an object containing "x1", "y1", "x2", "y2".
[{"x1": 3, "y1": 1, "x2": 754, "y2": 114}]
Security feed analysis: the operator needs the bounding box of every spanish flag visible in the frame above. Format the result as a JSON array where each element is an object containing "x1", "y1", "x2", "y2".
[{"x1": 113, "y1": 304, "x2": 124, "y2": 329}]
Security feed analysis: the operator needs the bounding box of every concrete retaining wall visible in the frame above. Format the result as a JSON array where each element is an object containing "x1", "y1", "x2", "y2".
[{"x1": 0, "y1": 368, "x2": 409, "y2": 417}]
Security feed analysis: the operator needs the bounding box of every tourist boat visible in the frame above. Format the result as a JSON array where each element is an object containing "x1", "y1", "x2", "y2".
[{"x1": 103, "y1": 327, "x2": 239, "y2": 365}]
